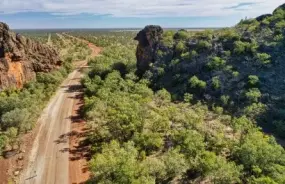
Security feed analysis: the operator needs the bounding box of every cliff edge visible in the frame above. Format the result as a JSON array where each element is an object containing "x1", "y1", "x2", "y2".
[{"x1": 0, "y1": 22, "x2": 61, "y2": 90}]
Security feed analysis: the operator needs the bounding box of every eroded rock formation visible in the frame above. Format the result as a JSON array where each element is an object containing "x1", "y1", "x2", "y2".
[
  {"x1": 0, "y1": 22, "x2": 61, "y2": 90},
  {"x1": 134, "y1": 25, "x2": 163, "y2": 76}
]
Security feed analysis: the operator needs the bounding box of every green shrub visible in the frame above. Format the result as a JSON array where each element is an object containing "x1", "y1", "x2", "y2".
[
  {"x1": 174, "y1": 30, "x2": 189, "y2": 40},
  {"x1": 275, "y1": 20, "x2": 285, "y2": 29},
  {"x1": 155, "y1": 89, "x2": 171, "y2": 103},
  {"x1": 157, "y1": 50, "x2": 164, "y2": 57},
  {"x1": 232, "y1": 71, "x2": 239, "y2": 77},
  {"x1": 219, "y1": 29, "x2": 240, "y2": 41},
  {"x1": 221, "y1": 95, "x2": 230, "y2": 106},
  {"x1": 188, "y1": 76, "x2": 206, "y2": 89},
  {"x1": 273, "y1": 34, "x2": 284, "y2": 42},
  {"x1": 181, "y1": 52, "x2": 191, "y2": 60},
  {"x1": 176, "y1": 41, "x2": 186, "y2": 53},
  {"x1": 234, "y1": 41, "x2": 258, "y2": 55},
  {"x1": 207, "y1": 57, "x2": 226, "y2": 70},
  {"x1": 212, "y1": 76, "x2": 221, "y2": 89},
  {"x1": 244, "y1": 103, "x2": 266, "y2": 117},
  {"x1": 162, "y1": 31, "x2": 175, "y2": 47},
  {"x1": 248, "y1": 75, "x2": 259, "y2": 86},
  {"x1": 197, "y1": 40, "x2": 212, "y2": 51},
  {"x1": 256, "y1": 53, "x2": 271, "y2": 64},
  {"x1": 183, "y1": 93, "x2": 193, "y2": 103},
  {"x1": 233, "y1": 41, "x2": 246, "y2": 54},
  {"x1": 181, "y1": 50, "x2": 198, "y2": 61},
  {"x1": 245, "y1": 88, "x2": 262, "y2": 102},
  {"x1": 213, "y1": 106, "x2": 224, "y2": 114},
  {"x1": 0, "y1": 134, "x2": 7, "y2": 155}
]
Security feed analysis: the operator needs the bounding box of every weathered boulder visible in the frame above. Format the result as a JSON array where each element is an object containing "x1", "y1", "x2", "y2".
[
  {"x1": 256, "y1": 14, "x2": 272, "y2": 22},
  {"x1": 0, "y1": 22, "x2": 61, "y2": 90},
  {"x1": 134, "y1": 25, "x2": 163, "y2": 76}
]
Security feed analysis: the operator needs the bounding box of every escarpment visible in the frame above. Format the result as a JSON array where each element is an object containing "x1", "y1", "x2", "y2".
[{"x1": 0, "y1": 22, "x2": 61, "y2": 90}]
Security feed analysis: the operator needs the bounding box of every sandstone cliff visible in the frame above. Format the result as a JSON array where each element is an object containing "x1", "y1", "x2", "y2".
[{"x1": 0, "y1": 22, "x2": 61, "y2": 90}]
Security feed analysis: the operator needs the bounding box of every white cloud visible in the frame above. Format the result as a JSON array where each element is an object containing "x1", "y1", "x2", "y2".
[{"x1": 0, "y1": 0, "x2": 284, "y2": 18}]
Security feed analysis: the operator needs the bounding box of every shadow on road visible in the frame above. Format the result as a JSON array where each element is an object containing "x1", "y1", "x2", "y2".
[{"x1": 55, "y1": 80, "x2": 92, "y2": 183}]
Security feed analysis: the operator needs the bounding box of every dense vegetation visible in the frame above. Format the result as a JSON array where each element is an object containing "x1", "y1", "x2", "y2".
[
  {"x1": 68, "y1": 30, "x2": 137, "y2": 47},
  {"x1": 0, "y1": 33, "x2": 91, "y2": 156},
  {"x1": 2, "y1": 4, "x2": 285, "y2": 183},
  {"x1": 140, "y1": 5, "x2": 285, "y2": 140},
  {"x1": 82, "y1": 28, "x2": 285, "y2": 183}
]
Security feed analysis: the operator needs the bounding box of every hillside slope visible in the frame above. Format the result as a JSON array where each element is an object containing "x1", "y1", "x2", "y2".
[
  {"x1": 0, "y1": 22, "x2": 61, "y2": 90},
  {"x1": 135, "y1": 3, "x2": 285, "y2": 138},
  {"x1": 81, "y1": 27, "x2": 285, "y2": 183}
]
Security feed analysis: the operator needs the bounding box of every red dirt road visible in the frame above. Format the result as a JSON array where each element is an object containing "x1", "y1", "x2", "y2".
[{"x1": 19, "y1": 38, "x2": 101, "y2": 184}]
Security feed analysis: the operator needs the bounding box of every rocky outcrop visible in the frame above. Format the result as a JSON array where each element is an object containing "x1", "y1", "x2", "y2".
[
  {"x1": 0, "y1": 22, "x2": 61, "y2": 90},
  {"x1": 134, "y1": 3, "x2": 285, "y2": 138},
  {"x1": 134, "y1": 25, "x2": 163, "y2": 76}
]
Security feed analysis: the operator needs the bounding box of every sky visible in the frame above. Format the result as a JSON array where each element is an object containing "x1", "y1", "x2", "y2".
[{"x1": 0, "y1": 0, "x2": 284, "y2": 29}]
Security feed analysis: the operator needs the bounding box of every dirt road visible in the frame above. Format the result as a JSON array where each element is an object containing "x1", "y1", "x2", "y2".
[{"x1": 20, "y1": 38, "x2": 101, "y2": 184}]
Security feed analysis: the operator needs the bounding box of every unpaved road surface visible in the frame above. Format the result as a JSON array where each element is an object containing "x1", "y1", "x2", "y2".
[{"x1": 20, "y1": 38, "x2": 101, "y2": 184}]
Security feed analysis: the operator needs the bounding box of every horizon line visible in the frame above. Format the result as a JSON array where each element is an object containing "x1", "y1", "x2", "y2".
[{"x1": 13, "y1": 27, "x2": 227, "y2": 30}]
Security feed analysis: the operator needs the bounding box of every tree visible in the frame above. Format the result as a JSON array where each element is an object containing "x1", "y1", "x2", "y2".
[
  {"x1": 234, "y1": 131, "x2": 285, "y2": 181},
  {"x1": 184, "y1": 93, "x2": 193, "y2": 103},
  {"x1": 212, "y1": 76, "x2": 221, "y2": 89},
  {"x1": 248, "y1": 75, "x2": 259, "y2": 86},
  {"x1": 245, "y1": 88, "x2": 261, "y2": 102},
  {"x1": 0, "y1": 134, "x2": 7, "y2": 155},
  {"x1": 1, "y1": 108, "x2": 31, "y2": 132},
  {"x1": 5, "y1": 127, "x2": 19, "y2": 150},
  {"x1": 155, "y1": 89, "x2": 171, "y2": 105},
  {"x1": 162, "y1": 148, "x2": 188, "y2": 179},
  {"x1": 198, "y1": 151, "x2": 241, "y2": 184},
  {"x1": 207, "y1": 57, "x2": 226, "y2": 70},
  {"x1": 175, "y1": 41, "x2": 186, "y2": 53},
  {"x1": 197, "y1": 40, "x2": 212, "y2": 51},
  {"x1": 256, "y1": 53, "x2": 271, "y2": 65},
  {"x1": 188, "y1": 76, "x2": 206, "y2": 89},
  {"x1": 89, "y1": 141, "x2": 140, "y2": 183},
  {"x1": 174, "y1": 30, "x2": 189, "y2": 40},
  {"x1": 234, "y1": 41, "x2": 246, "y2": 54}
]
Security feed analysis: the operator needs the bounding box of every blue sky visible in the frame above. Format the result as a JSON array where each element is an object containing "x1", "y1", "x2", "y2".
[{"x1": 0, "y1": 0, "x2": 284, "y2": 29}]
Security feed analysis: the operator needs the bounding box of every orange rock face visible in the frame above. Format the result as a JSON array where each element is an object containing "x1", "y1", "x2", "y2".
[
  {"x1": 0, "y1": 22, "x2": 62, "y2": 90},
  {"x1": 5, "y1": 53, "x2": 24, "y2": 88}
]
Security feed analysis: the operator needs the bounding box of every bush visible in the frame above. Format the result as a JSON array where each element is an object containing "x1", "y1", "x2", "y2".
[
  {"x1": 232, "y1": 71, "x2": 239, "y2": 77},
  {"x1": 207, "y1": 57, "x2": 226, "y2": 70},
  {"x1": 174, "y1": 30, "x2": 189, "y2": 40},
  {"x1": 256, "y1": 53, "x2": 271, "y2": 64},
  {"x1": 184, "y1": 93, "x2": 193, "y2": 103},
  {"x1": 220, "y1": 95, "x2": 230, "y2": 106},
  {"x1": 162, "y1": 31, "x2": 175, "y2": 47},
  {"x1": 176, "y1": 41, "x2": 186, "y2": 53},
  {"x1": 188, "y1": 76, "x2": 207, "y2": 89},
  {"x1": 155, "y1": 89, "x2": 171, "y2": 104},
  {"x1": 197, "y1": 40, "x2": 212, "y2": 51},
  {"x1": 0, "y1": 135, "x2": 7, "y2": 155},
  {"x1": 234, "y1": 41, "x2": 258, "y2": 55},
  {"x1": 219, "y1": 29, "x2": 240, "y2": 41},
  {"x1": 212, "y1": 76, "x2": 221, "y2": 89},
  {"x1": 245, "y1": 88, "x2": 262, "y2": 102},
  {"x1": 248, "y1": 75, "x2": 259, "y2": 86}
]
